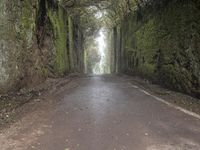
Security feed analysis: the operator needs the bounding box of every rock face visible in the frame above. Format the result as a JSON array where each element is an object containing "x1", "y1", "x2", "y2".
[
  {"x1": 0, "y1": 0, "x2": 84, "y2": 93},
  {"x1": 0, "y1": 0, "x2": 39, "y2": 92},
  {"x1": 116, "y1": 0, "x2": 200, "y2": 97}
]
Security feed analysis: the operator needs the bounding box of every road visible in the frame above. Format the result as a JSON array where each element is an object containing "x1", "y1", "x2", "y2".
[{"x1": 0, "y1": 75, "x2": 200, "y2": 150}]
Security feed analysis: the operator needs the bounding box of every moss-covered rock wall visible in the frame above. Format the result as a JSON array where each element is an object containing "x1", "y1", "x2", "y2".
[
  {"x1": 42, "y1": 0, "x2": 84, "y2": 75},
  {"x1": 117, "y1": 0, "x2": 200, "y2": 97},
  {"x1": 0, "y1": 0, "x2": 84, "y2": 93},
  {"x1": 0, "y1": 0, "x2": 41, "y2": 92}
]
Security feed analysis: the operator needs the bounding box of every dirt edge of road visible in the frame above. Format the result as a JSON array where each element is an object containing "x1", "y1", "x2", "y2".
[
  {"x1": 0, "y1": 73, "x2": 82, "y2": 130},
  {"x1": 121, "y1": 74, "x2": 200, "y2": 117}
]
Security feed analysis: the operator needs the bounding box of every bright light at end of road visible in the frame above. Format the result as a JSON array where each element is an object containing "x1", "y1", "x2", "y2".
[{"x1": 93, "y1": 28, "x2": 106, "y2": 74}]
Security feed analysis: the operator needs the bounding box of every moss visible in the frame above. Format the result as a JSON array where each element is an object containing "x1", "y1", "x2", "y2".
[
  {"x1": 0, "y1": 0, "x2": 40, "y2": 92},
  {"x1": 68, "y1": 16, "x2": 74, "y2": 71},
  {"x1": 18, "y1": 0, "x2": 37, "y2": 47},
  {"x1": 138, "y1": 63, "x2": 155, "y2": 80},
  {"x1": 48, "y1": 6, "x2": 69, "y2": 75},
  {"x1": 0, "y1": 0, "x2": 84, "y2": 93},
  {"x1": 119, "y1": 0, "x2": 200, "y2": 97},
  {"x1": 159, "y1": 65, "x2": 192, "y2": 94}
]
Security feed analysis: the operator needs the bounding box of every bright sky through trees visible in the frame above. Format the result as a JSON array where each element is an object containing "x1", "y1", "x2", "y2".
[{"x1": 93, "y1": 28, "x2": 107, "y2": 74}]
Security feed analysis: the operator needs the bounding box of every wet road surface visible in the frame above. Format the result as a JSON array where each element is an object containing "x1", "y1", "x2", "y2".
[{"x1": 1, "y1": 75, "x2": 200, "y2": 150}]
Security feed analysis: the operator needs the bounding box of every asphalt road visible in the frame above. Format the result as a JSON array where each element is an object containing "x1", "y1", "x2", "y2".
[{"x1": 1, "y1": 75, "x2": 200, "y2": 150}]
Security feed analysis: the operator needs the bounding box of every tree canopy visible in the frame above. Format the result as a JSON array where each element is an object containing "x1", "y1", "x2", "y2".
[{"x1": 58, "y1": 0, "x2": 143, "y2": 36}]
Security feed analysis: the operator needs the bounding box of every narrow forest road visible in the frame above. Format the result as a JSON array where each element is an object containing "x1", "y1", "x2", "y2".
[{"x1": 1, "y1": 75, "x2": 200, "y2": 150}]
